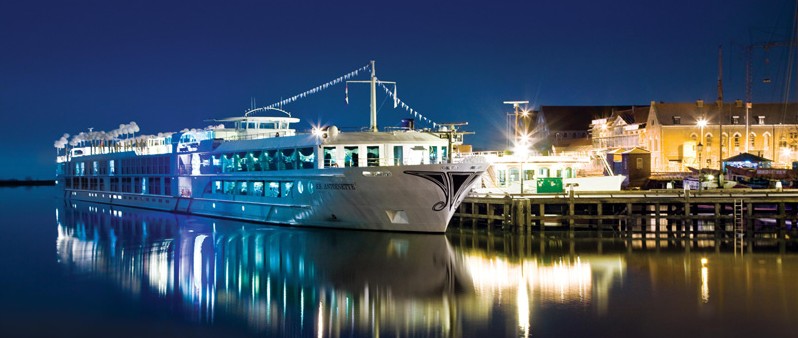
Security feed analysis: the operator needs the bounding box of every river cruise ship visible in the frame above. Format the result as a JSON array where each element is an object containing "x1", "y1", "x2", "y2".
[{"x1": 55, "y1": 63, "x2": 487, "y2": 232}]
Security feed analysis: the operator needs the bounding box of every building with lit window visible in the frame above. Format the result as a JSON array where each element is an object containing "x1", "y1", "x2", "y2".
[
  {"x1": 541, "y1": 106, "x2": 640, "y2": 147},
  {"x1": 643, "y1": 100, "x2": 798, "y2": 172},
  {"x1": 589, "y1": 106, "x2": 649, "y2": 150}
]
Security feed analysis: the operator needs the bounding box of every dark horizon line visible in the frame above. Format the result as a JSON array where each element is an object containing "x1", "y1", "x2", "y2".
[{"x1": 0, "y1": 179, "x2": 56, "y2": 187}]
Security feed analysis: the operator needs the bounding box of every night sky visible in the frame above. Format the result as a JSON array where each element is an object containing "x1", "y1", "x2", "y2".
[{"x1": 1, "y1": 0, "x2": 795, "y2": 179}]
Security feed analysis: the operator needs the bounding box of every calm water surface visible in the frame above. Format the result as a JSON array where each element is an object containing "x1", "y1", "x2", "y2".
[{"x1": 1, "y1": 187, "x2": 796, "y2": 337}]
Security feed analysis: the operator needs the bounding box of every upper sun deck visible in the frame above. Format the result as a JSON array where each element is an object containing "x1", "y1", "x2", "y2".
[
  {"x1": 210, "y1": 115, "x2": 300, "y2": 141},
  {"x1": 54, "y1": 113, "x2": 306, "y2": 163}
]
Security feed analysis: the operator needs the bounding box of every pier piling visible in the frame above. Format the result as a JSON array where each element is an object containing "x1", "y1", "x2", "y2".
[{"x1": 454, "y1": 189, "x2": 798, "y2": 250}]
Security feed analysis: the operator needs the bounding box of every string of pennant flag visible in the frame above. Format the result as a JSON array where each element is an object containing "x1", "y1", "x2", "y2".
[
  {"x1": 265, "y1": 63, "x2": 371, "y2": 109},
  {"x1": 380, "y1": 83, "x2": 437, "y2": 128},
  {"x1": 261, "y1": 62, "x2": 437, "y2": 129}
]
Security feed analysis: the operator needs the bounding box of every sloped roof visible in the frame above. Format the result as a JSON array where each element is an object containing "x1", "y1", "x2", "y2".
[
  {"x1": 601, "y1": 106, "x2": 649, "y2": 131},
  {"x1": 541, "y1": 105, "x2": 647, "y2": 131},
  {"x1": 606, "y1": 147, "x2": 650, "y2": 154},
  {"x1": 723, "y1": 152, "x2": 772, "y2": 163},
  {"x1": 652, "y1": 102, "x2": 798, "y2": 126},
  {"x1": 622, "y1": 147, "x2": 650, "y2": 154},
  {"x1": 606, "y1": 106, "x2": 649, "y2": 125}
]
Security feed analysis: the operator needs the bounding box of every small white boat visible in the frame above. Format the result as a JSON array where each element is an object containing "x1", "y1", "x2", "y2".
[{"x1": 469, "y1": 152, "x2": 625, "y2": 194}]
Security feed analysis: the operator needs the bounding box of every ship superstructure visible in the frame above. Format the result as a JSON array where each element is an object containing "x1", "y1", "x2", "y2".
[{"x1": 55, "y1": 62, "x2": 487, "y2": 232}]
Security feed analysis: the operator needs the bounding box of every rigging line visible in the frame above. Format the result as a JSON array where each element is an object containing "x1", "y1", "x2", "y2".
[
  {"x1": 261, "y1": 62, "x2": 371, "y2": 110},
  {"x1": 379, "y1": 83, "x2": 411, "y2": 123},
  {"x1": 781, "y1": 0, "x2": 798, "y2": 122},
  {"x1": 379, "y1": 82, "x2": 437, "y2": 126},
  {"x1": 376, "y1": 90, "x2": 391, "y2": 117}
]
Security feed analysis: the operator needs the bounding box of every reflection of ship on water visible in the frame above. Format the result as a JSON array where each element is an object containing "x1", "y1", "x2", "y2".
[
  {"x1": 54, "y1": 201, "x2": 638, "y2": 337},
  {"x1": 55, "y1": 201, "x2": 472, "y2": 336}
]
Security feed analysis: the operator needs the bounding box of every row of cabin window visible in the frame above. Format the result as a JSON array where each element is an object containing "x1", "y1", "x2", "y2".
[
  {"x1": 496, "y1": 167, "x2": 577, "y2": 186},
  {"x1": 120, "y1": 156, "x2": 170, "y2": 175},
  {"x1": 66, "y1": 176, "x2": 172, "y2": 195},
  {"x1": 323, "y1": 146, "x2": 380, "y2": 167},
  {"x1": 200, "y1": 148, "x2": 315, "y2": 174},
  {"x1": 321, "y1": 145, "x2": 446, "y2": 168},
  {"x1": 238, "y1": 121, "x2": 290, "y2": 130},
  {"x1": 69, "y1": 156, "x2": 170, "y2": 176},
  {"x1": 209, "y1": 180, "x2": 298, "y2": 198}
]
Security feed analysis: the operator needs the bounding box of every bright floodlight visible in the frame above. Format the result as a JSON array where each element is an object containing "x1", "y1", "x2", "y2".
[
  {"x1": 513, "y1": 143, "x2": 529, "y2": 157},
  {"x1": 697, "y1": 119, "x2": 708, "y2": 128},
  {"x1": 513, "y1": 134, "x2": 531, "y2": 157}
]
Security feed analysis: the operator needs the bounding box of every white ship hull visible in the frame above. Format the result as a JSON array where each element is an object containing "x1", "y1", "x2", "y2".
[
  {"x1": 55, "y1": 62, "x2": 487, "y2": 233},
  {"x1": 64, "y1": 162, "x2": 486, "y2": 233}
]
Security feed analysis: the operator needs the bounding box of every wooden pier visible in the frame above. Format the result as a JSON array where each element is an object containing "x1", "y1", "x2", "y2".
[{"x1": 452, "y1": 189, "x2": 798, "y2": 248}]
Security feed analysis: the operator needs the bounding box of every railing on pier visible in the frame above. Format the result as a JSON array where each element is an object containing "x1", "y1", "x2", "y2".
[{"x1": 453, "y1": 189, "x2": 798, "y2": 252}]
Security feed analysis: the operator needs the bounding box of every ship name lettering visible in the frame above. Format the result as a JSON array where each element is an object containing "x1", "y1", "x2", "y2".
[{"x1": 319, "y1": 183, "x2": 356, "y2": 190}]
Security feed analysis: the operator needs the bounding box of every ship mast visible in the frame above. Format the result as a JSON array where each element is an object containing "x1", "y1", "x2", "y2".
[
  {"x1": 370, "y1": 60, "x2": 378, "y2": 132},
  {"x1": 347, "y1": 60, "x2": 395, "y2": 132}
]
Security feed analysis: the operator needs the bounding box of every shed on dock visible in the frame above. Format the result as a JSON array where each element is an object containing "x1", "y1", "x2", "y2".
[
  {"x1": 723, "y1": 152, "x2": 772, "y2": 169},
  {"x1": 607, "y1": 147, "x2": 651, "y2": 188}
]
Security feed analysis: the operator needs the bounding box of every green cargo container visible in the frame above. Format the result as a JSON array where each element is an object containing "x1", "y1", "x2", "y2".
[{"x1": 536, "y1": 177, "x2": 563, "y2": 193}]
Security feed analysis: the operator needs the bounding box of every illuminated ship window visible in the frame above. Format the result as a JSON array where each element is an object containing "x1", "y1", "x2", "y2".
[
  {"x1": 224, "y1": 181, "x2": 236, "y2": 195},
  {"x1": 368, "y1": 146, "x2": 380, "y2": 166},
  {"x1": 429, "y1": 145, "x2": 438, "y2": 164},
  {"x1": 345, "y1": 146, "x2": 359, "y2": 167},
  {"x1": 281, "y1": 182, "x2": 294, "y2": 198},
  {"x1": 323, "y1": 147, "x2": 337, "y2": 167},
  {"x1": 393, "y1": 145, "x2": 403, "y2": 165},
  {"x1": 253, "y1": 181, "x2": 264, "y2": 196},
  {"x1": 298, "y1": 148, "x2": 315, "y2": 168},
  {"x1": 268, "y1": 182, "x2": 280, "y2": 198},
  {"x1": 281, "y1": 149, "x2": 296, "y2": 170}
]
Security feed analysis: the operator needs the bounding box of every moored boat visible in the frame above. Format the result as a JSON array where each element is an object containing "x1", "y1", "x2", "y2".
[{"x1": 54, "y1": 61, "x2": 487, "y2": 232}]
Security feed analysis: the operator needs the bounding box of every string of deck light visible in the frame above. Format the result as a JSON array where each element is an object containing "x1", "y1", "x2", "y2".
[
  {"x1": 263, "y1": 63, "x2": 371, "y2": 109},
  {"x1": 379, "y1": 82, "x2": 437, "y2": 128}
]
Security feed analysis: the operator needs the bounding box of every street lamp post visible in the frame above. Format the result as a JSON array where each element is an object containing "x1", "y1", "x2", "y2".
[
  {"x1": 697, "y1": 118, "x2": 707, "y2": 190},
  {"x1": 505, "y1": 101, "x2": 530, "y2": 194},
  {"x1": 504, "y1": 100, "x2": 529, "y2": 143},
  {"x1": 514, "y1": 137, "x2": 530, "y2": 194},
  {"x1": 697, "y1": 142, "x2": 704, "y2": 190}
]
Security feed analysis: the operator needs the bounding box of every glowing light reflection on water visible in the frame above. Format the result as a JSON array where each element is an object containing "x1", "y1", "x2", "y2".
[{"x1": 6, "y1": 188, "x2": 798, "y2": 337}]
